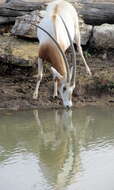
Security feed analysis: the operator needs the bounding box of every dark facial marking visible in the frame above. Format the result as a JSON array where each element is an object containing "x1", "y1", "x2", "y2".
[{"x1": 63, "y1": 86, "x2": 66, "y2": 93}]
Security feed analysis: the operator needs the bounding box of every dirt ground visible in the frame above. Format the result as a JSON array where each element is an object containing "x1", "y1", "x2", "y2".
[{"x1": 0, "y1": 52, "x2": 114, "y2": 111}]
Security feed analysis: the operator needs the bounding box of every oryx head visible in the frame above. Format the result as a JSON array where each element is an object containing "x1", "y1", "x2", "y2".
[
  {"x1": 51, "y1": 66, "x2": 75, "y2": 108},
  {"x1": 51, "y1": 16, "x2": 76, "y2": 108}
]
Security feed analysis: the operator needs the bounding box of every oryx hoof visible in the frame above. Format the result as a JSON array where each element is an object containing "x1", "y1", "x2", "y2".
[
  {"x1": 33, "y1": 93, "x2": 38, "y2": 100},
  {"x1": 53, "y1": 95, "x2": 58, "y2": 100},
  {"x1": 49, "y1": 95, "x2": 58, "y2": 101},
  {"x1": 87, "y1": 70, "x2": 92, "y2": 77}
]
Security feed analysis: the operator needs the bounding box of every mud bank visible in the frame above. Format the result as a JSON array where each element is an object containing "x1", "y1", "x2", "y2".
[{"x1": 0, "y1": 54, "x2": 114, "y2": 111}]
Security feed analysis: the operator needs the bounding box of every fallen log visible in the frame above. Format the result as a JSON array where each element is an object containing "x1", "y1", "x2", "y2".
[
  {"x1": 0, "y1": 0, "x2": 48, "y2": 17},
  {"x1": 1, "y1": 0, "x2": 114, "y2": 25},
  {"x1": 0, "y1": 16, "x2": 15, "y2": 24},
  {"x1": 77, "y1": 2, "x2": 114, "y2": 25}
]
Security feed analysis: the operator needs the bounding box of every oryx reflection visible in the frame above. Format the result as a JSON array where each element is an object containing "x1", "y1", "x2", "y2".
[
  {"x1": 33, "y1": 109, "x2": 93, "y2": 190},
  {"x1": 0, "y1": 108, "x2": 114, "y2": 190}
]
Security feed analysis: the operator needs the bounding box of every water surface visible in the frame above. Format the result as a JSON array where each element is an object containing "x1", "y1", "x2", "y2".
[{"x1": 0, "y1": 106, "x2": 114, "y2": 190}]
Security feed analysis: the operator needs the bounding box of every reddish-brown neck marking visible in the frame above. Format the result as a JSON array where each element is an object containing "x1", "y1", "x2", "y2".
[{"x1": 38, "y1": 42, "x2": 67, "y2": 76}]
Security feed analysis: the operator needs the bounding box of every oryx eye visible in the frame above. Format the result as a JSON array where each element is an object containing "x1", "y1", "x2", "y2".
[{"x1": 63, "y1": 86, "x2": 66, "y2": 92}]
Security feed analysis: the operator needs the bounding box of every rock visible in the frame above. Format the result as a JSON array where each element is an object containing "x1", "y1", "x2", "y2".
[
  {"x1": 91, "y1": 24, "x2": 114, "y2": 49},
  {"x1": 79, "y1": 17, "x2": 92, "y2": 45},
  {"x1": 11, "y1": 11, "x2": 92, "y2": 46},
  {"x1": 11, "y1": 10, "x2": 46, "y2": 39},
  {"x1": 0, "y1": 34, "x2": 38, "y2": 66}
]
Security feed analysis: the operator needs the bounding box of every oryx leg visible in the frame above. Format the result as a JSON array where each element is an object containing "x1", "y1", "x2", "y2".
[
  {"x1": 33, "y1": 58, "x2": 43, "y2": 100},
  {"x1": 51, "y1": 67, "x2": 62, "y2": 98},
  {"x1": 75, "y1": 26, "x2": 92, "y2": 76},
  {"x1": 53, "y1": 78, "x2": 58, "y2": 98}
]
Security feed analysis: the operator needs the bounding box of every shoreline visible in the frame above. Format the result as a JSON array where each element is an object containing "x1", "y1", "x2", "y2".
[{"x1": 0, "y1": 52, "x2": 114, "y2": 111}]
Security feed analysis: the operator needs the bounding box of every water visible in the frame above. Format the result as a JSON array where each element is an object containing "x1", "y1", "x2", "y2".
[{"x1": 0, "y1": 106, "x2": 114, "y2": 190}]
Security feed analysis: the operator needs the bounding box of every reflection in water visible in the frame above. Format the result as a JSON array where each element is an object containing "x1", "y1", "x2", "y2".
[
  {"x1": 0, "y1": 107, "x2": 114, "y2": 190},
  {"x1": 33, "y1": 109, "x2": 93, "y2": 190}
]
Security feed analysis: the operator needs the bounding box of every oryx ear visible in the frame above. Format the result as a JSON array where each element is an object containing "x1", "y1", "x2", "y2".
[
  {"x1": 51, "y1": 67, "x2": 63, "y2": 80},
  {"x1": 70, "y1": 66, "x2": 73, "y2": 81}
]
